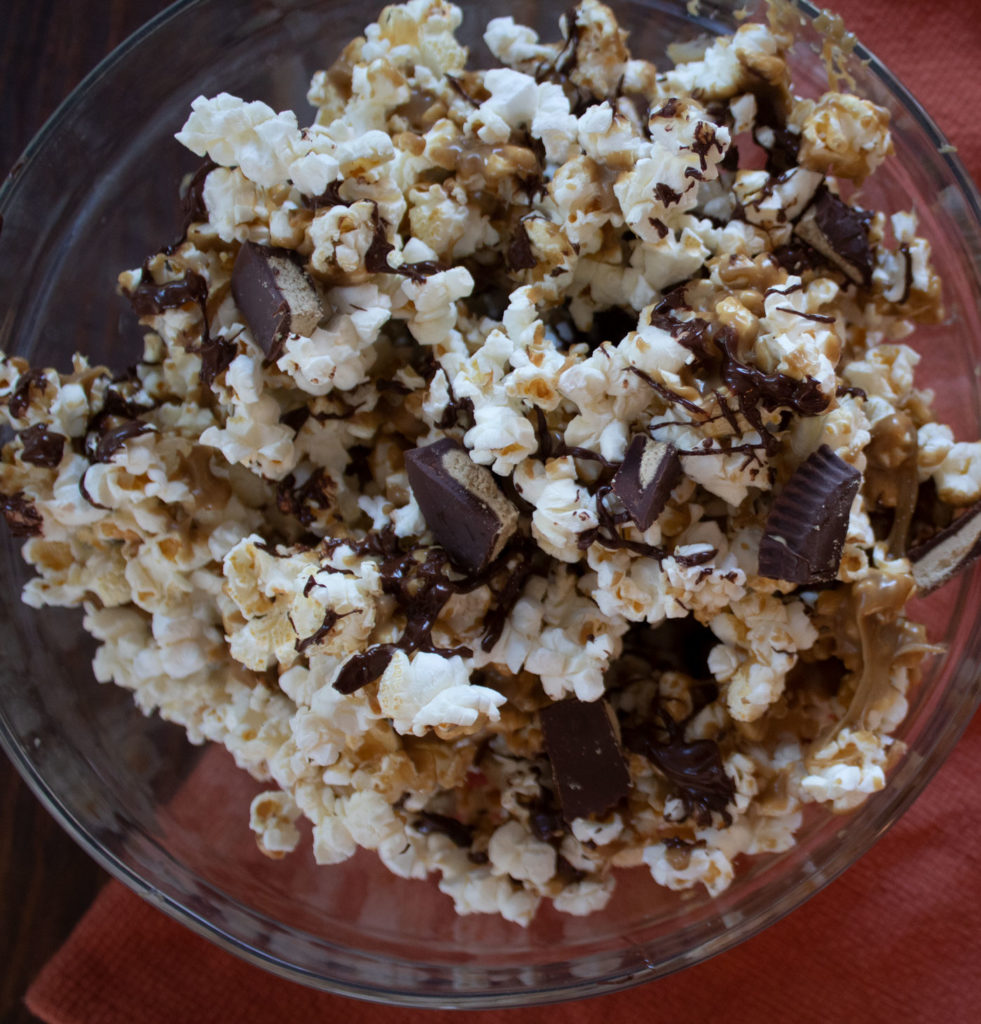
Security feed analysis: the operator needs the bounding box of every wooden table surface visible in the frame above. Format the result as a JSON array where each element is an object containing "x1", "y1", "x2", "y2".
[{"x1": 0, "y1": 5, "x2": 172, "y2": 1019}]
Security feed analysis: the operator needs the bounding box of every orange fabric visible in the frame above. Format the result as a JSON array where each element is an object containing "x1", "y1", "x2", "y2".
[{"x1": 25, "y1": 1, "x2": 981, "y2": 1021}]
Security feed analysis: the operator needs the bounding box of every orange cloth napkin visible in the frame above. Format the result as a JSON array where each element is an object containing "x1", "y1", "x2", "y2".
[{"x1": 25, "y1": 0, "x2": 981, "y2": 1021}]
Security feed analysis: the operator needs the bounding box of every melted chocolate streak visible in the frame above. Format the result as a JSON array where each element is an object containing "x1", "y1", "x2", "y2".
[
  {"x1": 621, "y1": 694, "x2": 735, "y2": 827},
  {"x1": 294, "y1": 608, "x2": 353, "y2": 655},
  {"x1": 633, "y1": 300, "x2": 830, "y2": 458},
  {"x1": 276, "y1": 468, "x2": 333, "y2": 527},
  {"x1": 7, "y1": 368, "x2": 48, "y2": 421},
  {"x1": 328, "y1": 533, "x2": 546, "y2": 694},
  {"x1": 126, "y1": 265, "x2": 211, "y2": 344},
  {"x1": 365, "y1": 205, "x2": 444, "y2": 282},
  {"x1": 19, "y1": 423, "x2": 65, "y2": 468},
  {"x1": 86, "y1": 419, "x2": 152, "y2": 464}
]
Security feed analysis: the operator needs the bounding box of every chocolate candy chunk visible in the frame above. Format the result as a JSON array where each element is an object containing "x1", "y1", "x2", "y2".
[
  {"x1": 19, "y1": 424, "x2": 66, "y2": 468},
  {"x1": 909, "y1": 499, "x2": 981, "y2": 594},
  {"x1": 231, "y1": 242, "x2": 322, "y2": 361},
  {"x1": 405, "y1": 439, "x2": 518, "y2": 572},
  {"x1": 793, "y1": 189, "x2": 873, "y2": 287},
  {"x1": 541, "y1": 697, "x2": 631, "y2": 822},
  {"x1": 758, "y1": 444, "x2": 861, "y2": 584},
  {"x1": 612, "y1": 435, "x2": 682, "y2": 530}
]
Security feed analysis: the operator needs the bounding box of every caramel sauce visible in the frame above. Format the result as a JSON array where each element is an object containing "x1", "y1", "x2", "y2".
[
  {"x1": 178, "y1": 448, "x2": 232, "y2": 513},
  {"x1": 430, "y1": 139, "x2": 540, "y2": 187},
  {"x1": 864, "y1": 412, "x2": 919, "y2": 554},
  {"x1": 811, "y1": 569, "x2": 917, "y2": 759}
]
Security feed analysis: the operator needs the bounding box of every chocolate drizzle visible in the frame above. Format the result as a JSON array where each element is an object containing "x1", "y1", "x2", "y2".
[
  {"x1": 365, "y1": 205, "x2": 444, "y2": 282},
  {"x1": 636, "y1": 294, "x2": 831, "y2": 455},
  {"x1": 7, "y1": 368, "x2": 48, "y2": 421},
  {"x1": 179, "y1": 158, "x2": 218, "y2": 235},
  {"x1": 126, "y1": 266, "x2": 209, "y2": 324},
  {"x1": 197, "y1": 334, "x2": 238, "y2": 389},
  {"x1": 622, "y1": 693, "x2": 734, "y2": 826},
  {"x1": 0, "y1": 491, "x2": 43, "y2": 537},
  {"x1": 330, "y1": 531, "x2": 547, "y2": 693},
  {"x1": 19, "y1": 424, "x2": 66, "y2": 468},
  {"x1": 295, "y1": 608, "x2": 352, "y2": 655},
  {"x1": 276, "y1": 469, "x2": 334, "y2": 526},
  {"x1": 751, "y1": 86, "x2": 800, "y2": 175},
  {"x1": 506, "y1": 219, "x2": 537, "y2": 271},
  {"x1": 410, "y1": 811, "x2": 474, "y2": 847},
  {"x1": 332, "y1": 547, "x2": 472, "y2": 694},
  {"x1": 85, "y1": 418, "x2": 152, "y2": 464}
]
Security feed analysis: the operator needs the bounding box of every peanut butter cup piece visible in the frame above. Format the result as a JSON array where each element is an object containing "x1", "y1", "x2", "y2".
[
  {"x1": 404, "y1": 438, "x2": 518, "y2": 573},
  {"x1": 231, "y1": 241, "x2": 322, "y2": 361},
  {"x1": 612, "y1": 435, "x2": 682, "y2": 531},
  {"x1": 540, "y1": 697, "x2": 631, "y2": 822},
  {"x1": 793, "y1": 189, "x2": 874, "y2": 287},
  {"x1": 909, "y1": 499, "x2": 981, "y2": 594},
  {"x1": 758, "y1": 444, "x2": 861, "y2": 584}
]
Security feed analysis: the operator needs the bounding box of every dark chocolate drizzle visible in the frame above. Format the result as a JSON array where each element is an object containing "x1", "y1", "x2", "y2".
[
  {"x1": 332, "y1": 547, "x2": 471, "y2": 694},
  {"x1": 85, "y1": 418, "x2": 152, "y2": 464},
  {"x1": 126, "y1": 266, "x2": 209, "y2": 319},
  {"x1": 621, "y1": 686, "x2": 734, "y2": 827},
  {"x1": 295, "y1": 608, "x2": 352, "y2": 655},
  {"x1": 276, "y1": 469, "x2": 333, "y2": 527},
  {"x1": 0, "y1": 490, "x2": 43, "y2": 537},
  {"x1": 636, "y1": 295, "x2": 831, "y2": 455},
  {"x1": 411, "y1": 811, "x2": 474, "y2": 848},
  {"x1": 19, "y1": 424, "x2": 66, "y2": 468},
  {"x1": 304, "y1": 179, "x2": 345, "y2": 210},
  {"x1": 179, "y1": 158, "x2": 218, "y2": 236},
  {"x1": 365, "y1": 205, "x2": 444, "y2": 282},
  {"x1": 7, "y1": 368, "x2": 48, "y2": 421},
  {"x1": 506, "y1": 219, "x2": 537, "y2": 271},
  {"x1": 197, "y1": 334, "x2": 239, "y2": 389},
  {"x1": 751, "y1": 86, "x2": 800, "y2": 175},
  {"x1": 532, "y1": 407, "x2": 617, "y2": 470},
  {"x1": 330, "y1": 530, "x2": 547, "y2": 693}
]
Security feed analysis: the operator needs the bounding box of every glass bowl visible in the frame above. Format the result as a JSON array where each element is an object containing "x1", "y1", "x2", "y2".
[{"x1": 2, "y1": 0, "x2": 981, "y2": 1008}]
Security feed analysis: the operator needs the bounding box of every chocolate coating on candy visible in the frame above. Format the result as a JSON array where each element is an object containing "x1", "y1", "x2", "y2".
[
  {"x1": 758, "y1": 444, "x2": 861, "y2": 584},
  {"x1": 19, "y1": 424, "x2": 66, "y2": 468},
  {"x1": 794, "y1": 189, "x2": 874, "y2": 287},
  {"x1": 612, "y1": 435, "x2": 682, "y2": 531},
  {"x1": 405, "y1": 439, "x2": 518, "y2": 572},
  {"x1": 909, "y1": 499, "x2": 981, "y2": 594},
  {"x1": 231, "y1": 242, "x2": 322, "y2": 362},
  {"x1": 541, "y1": 697, "x2": 631, "y2": 822}
]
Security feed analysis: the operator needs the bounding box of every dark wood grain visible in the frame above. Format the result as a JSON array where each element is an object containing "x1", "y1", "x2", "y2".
[{"x1": 0, "y1": 5, "x2": 172, "y2": 1020}]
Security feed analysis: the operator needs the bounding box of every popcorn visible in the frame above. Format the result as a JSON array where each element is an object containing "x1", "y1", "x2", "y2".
[{"x1": 0, "y1": 0, "x2": 961, "y2": 925}]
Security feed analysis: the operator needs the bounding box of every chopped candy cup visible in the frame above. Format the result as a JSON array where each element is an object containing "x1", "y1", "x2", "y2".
[{"x1": 2, "y1": 0, "x2": 981, "y2": 1007}]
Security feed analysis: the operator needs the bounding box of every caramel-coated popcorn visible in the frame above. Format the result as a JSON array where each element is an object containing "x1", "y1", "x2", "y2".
[{"x1": 2, "y1": 0, "x2": 977, "y2": 924}]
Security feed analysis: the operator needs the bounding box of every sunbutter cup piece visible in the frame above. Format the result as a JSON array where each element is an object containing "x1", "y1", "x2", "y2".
[
  {"x1": 404, "y1": 438, "x2": 518, "y2": 573},
  {"x1": 612, "y1": 435, "x2": 682, "y2": 531},
  {"x1": 231, "y1": 241, "x2": 322, "y2": 360},
  {"x1": 540, "y1": 697, "x2": 631, "y2": 822},
  {"x1": 758, "y1": 444, "x2": 861, "y2": 584},
  {"x1": 794, "y1": 189, "x2": 874, "y2": 287},
  {"x1": 909, "y1": 499, "x2": 981, "y2": 594}
]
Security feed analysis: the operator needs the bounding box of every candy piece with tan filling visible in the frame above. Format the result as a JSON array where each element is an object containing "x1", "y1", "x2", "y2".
[
  {"x1": 909, "y1": 499, "x2": 981, "y2": 594},
  {"x1": 405, "y1": 438, "x2": 518, "y2": 572},
  {"x1": 231, "y1": 241, "x2": 323, "y2": 361},
  {"x1": 612, "y1": 435, "x2": 682, "y2": 531},
  {"x1": 758, "y1": 443, "x2": 861, "y2": 584}
]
